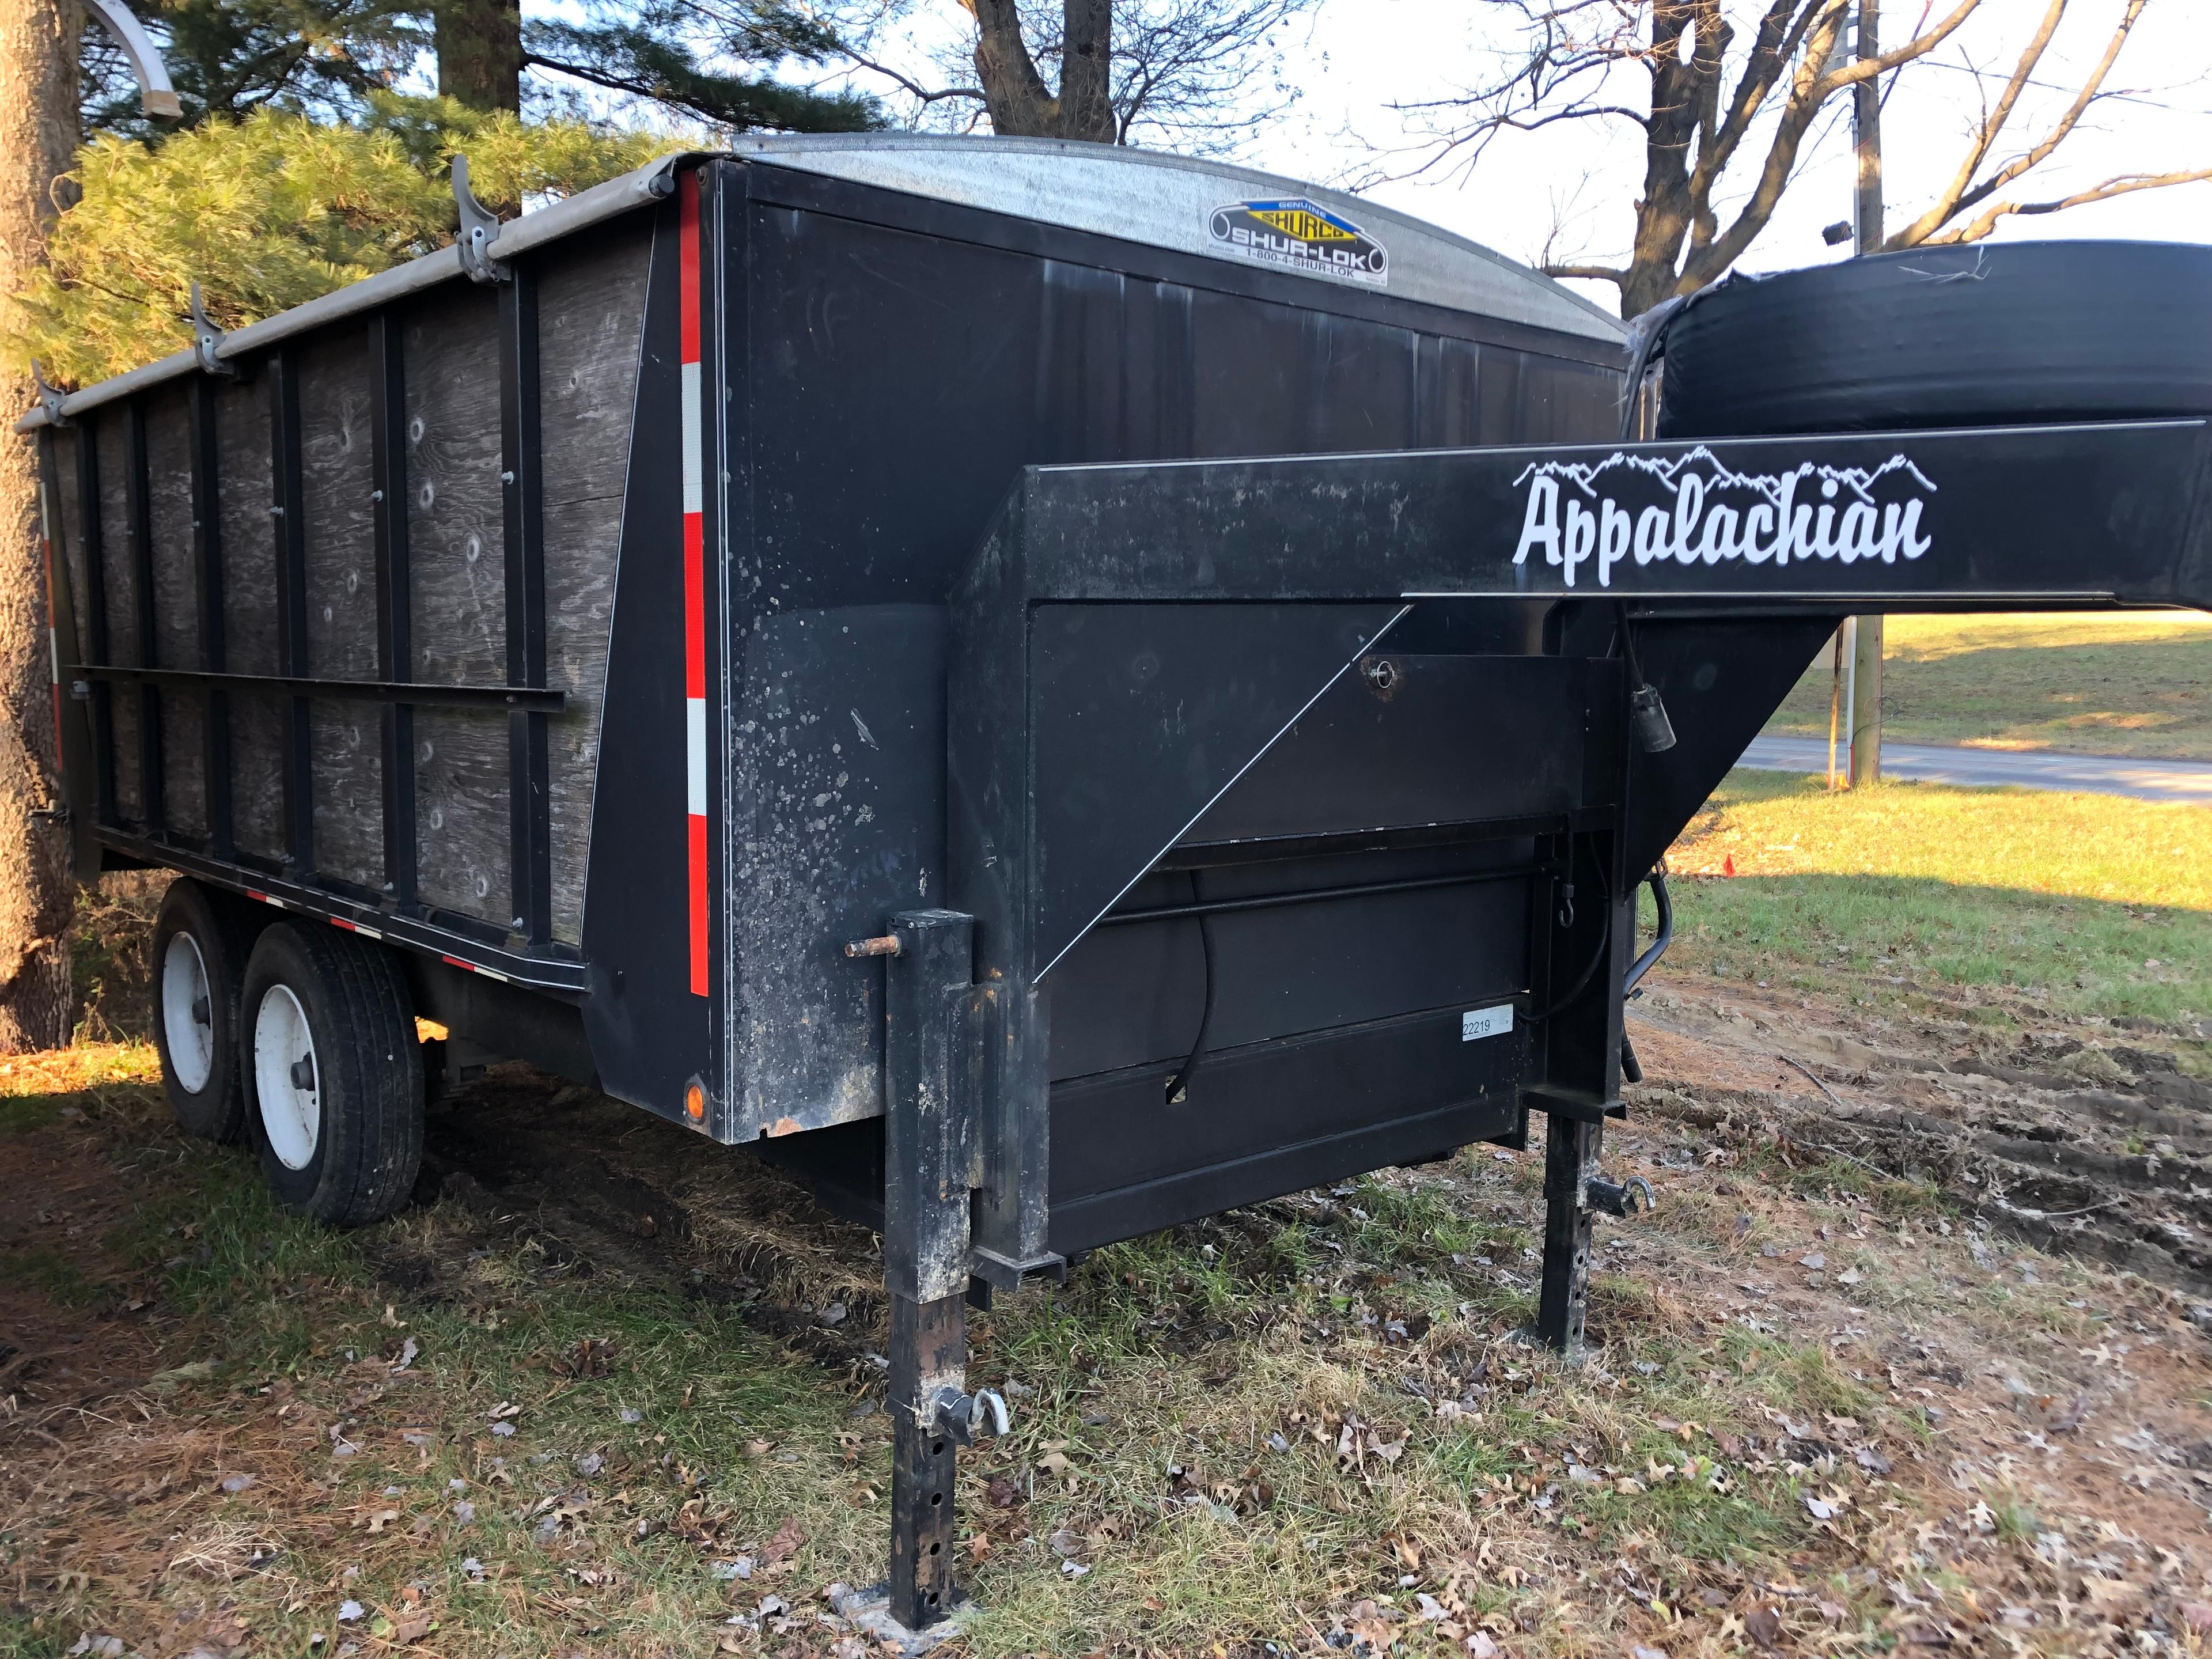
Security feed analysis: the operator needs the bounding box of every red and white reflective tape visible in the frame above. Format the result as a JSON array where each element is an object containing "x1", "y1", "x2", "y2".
[{"x1": 680, "y1": 168, "x2": 709, "y2": 999}]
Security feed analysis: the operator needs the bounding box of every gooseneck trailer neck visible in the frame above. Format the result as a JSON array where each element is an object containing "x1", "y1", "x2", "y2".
[{"x1": 21, "y1": 139, "x2": 2212, "y2": 1634}]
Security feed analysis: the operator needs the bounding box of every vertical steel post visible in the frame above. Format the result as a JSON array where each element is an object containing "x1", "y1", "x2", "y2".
[
  {"x1": 882, "y1": 908, "x2": 976, "y2": 1633},
  {"x1": 270, "y1": 348, "x2": 313, "y2": 873},
  {"x1": 123, "y1": 397, "x2": 163, "y2": 834},
  {"x1": 186, "y1": 377, "x2": 232, "y2": 860},
  {"x1": 369, "y1": 312, "x2": 415, "y2": 907},
  {"x1": 499, "y1": 265, "x2": 550, "y2": 947},
  {"x1": 1530, "y1": 824, "x2": 1633, "y2": 1354},
  {"x1": 74, "y1": 422, "x2": 117, "y2": 824}
]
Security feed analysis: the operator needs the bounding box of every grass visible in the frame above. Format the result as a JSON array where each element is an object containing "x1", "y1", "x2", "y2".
[
  {"x1": 1764, "y1": 611, "x2": 2212, "y2": 761},
  {"x1": 9, "y1": 763, "x2": 2209, "y2": 1654},
  {"x1": 0, "y1": 1041, "x2": 158, "y2": 1134},
  {"x1": 0, "y1": 1058, "x2": 1923, "y2": 1659},
  {"x1": 1661, "y1": 768, "x2": 2212, "y2": 1022}
]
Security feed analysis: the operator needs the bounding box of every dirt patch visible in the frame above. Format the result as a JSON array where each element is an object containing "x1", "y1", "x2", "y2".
[
  {"x1": 1627, "y1": 968, "x2": 2212, "y2": 1295},
  {"x1": 403, "y1": 1065, "x2": 889, "y2": 1375},
  {"x1": 0, "y1": 1118, "x2": 174, "y2": 1415}
]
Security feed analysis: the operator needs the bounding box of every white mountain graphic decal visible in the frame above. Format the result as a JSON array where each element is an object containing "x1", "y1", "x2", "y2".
[{"x1": 1513, "y1": 445, "x2": 1938, "y2": 508}]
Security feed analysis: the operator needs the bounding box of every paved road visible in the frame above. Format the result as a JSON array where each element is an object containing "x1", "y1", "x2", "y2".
[{"x1": 1738, "y1": 734, "x2": 2212, "y2": 805}]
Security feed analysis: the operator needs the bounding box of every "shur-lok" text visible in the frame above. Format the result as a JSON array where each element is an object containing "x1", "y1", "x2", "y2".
[{"x1": 1511, "y1": 447, "x2": 1937, "y2": 588}]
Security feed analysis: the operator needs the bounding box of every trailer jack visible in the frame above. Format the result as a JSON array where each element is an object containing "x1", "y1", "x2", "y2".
[
  {"x1": 866, "y1": 908, "x2": 999, "y2": 1641},
  {"x1": 1533, "y1": 1118, "x2": 1654, "y2": 1353}
]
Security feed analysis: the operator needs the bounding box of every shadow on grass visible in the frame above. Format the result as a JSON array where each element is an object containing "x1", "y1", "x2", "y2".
[{"x1": 1767, "y1": 630, "x2": 2212, "y2": 759}]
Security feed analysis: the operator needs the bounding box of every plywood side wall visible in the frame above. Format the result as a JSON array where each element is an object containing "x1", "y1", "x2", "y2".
[
  {"x1": 93, "y1": 414, "x2": 141, "y2": 824},
  {"x1": 296, "y1": 337, "x2": 383, "y2": 888},
  {"x1": 214, "y1": 374, "x2": 286, "y2": 864},
  {"x1": 538, "y1": 224, "x2": 649, "y2": 945},
  {"x1": 52, "y1": 213, "x2": 649, "y2": 954},
  {"x1": 404, "y1": 290, "x2": 509, "y2": 927}
]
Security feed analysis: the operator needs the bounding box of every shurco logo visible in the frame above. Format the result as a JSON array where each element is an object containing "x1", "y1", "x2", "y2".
[
  {"x1": 1511, "y1": 447, "x2": 1938, "y2": 589},
  {"x1": 1209, "y1": 198, "x2": 1388, "y2": 286}
]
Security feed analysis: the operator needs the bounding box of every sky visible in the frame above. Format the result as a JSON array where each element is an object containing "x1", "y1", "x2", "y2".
[
  {"x1": 518, "y1": 1, "x2": 2212, "y2": 319},
  {"x1": 1256, "y1": 0, "x2": 2212, "y2": 313}
]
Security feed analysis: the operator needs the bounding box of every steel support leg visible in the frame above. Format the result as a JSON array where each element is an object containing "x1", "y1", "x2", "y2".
[
  {"x1": 1535, "y1": 1113, "x2": 1602, "y2": 1351},
  {"x1": 882, "y1": 910, "x2": 976, "y2": 1634},
  {"x1": 889, "y1": 1291, "x2": 964, "y2": 1627}
]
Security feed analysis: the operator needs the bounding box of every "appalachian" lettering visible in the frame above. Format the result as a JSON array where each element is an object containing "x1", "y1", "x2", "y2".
[{"x1": 1512, "y1": 463, "x2": 1933, "y2": 589}]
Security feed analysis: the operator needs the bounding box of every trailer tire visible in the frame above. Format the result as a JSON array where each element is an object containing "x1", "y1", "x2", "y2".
[
  {"x1": 1658, "y1": 241, "x2": 2212, "y2": 440},
  {"x1": 152, "y1": 879, "x2": 264, "y2": 1144},
  {"x1": 239, "y1": 923, "x2": 424, "y2": 1226}
]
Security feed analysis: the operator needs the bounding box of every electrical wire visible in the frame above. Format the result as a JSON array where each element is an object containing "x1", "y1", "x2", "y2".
[
  {"x1": 1526, "y1": 838, "x2": 1612, "y2": 1022},
  {"x1": 1164, "y1": 870, "x2": 1218, "y2": 1104}
]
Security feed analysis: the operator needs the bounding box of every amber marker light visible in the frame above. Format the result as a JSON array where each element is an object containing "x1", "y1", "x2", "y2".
[{"x1": 685, "y1": 1084, "x2": 706, "y2": 1122}]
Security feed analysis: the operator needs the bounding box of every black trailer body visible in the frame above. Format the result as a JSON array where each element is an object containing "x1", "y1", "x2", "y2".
[
  {"x1": 25, "y1": 139, "x2": 2212, "y2": 1633},
  {"x1": 24, "y1": 138, "x2": 1632, "y2": 1230}
]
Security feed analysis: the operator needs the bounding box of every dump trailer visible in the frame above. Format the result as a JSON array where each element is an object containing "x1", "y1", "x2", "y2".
[{"x1": 22, "y1": 138, "x2": 2212, "y2": 1633}]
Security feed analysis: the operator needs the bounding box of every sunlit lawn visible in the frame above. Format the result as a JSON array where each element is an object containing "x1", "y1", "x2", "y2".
[
  {"x1": 1662, "y1": 768, "x2": 2211, "y2": 1024},
  {"x1": 1764, "y1": 611, "x2": 2212, "y2": 761}
]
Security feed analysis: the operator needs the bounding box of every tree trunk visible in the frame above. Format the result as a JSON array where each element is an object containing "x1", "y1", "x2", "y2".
[
  {"x1": 1058, "y1": 0, "x2": 1115, "y2": 142},
  {"x1": 436, "y1": 0, "x2": 522, "y2": 113},
  {"x1": 967, "y1": 0, "x2": 1057, "y2": 137},
  {"x1": 0, "y1": 0, "x2": 79, "y2": 1053},
  {"x1": 964, "y1": 0, "x2": 1118, "y2": 142}
]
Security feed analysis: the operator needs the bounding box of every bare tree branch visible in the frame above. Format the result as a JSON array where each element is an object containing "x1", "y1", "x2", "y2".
[
  {"x1": 802, "y1": 0, "x2": 1315, "y2": 152},
  {"x1": 1900, "y1": 0, "x2": 2150, "y2": 244},
  {"x1": 1942, "y1": 164, "x2": 2212, "y2": 242},
  {"x1": 1543, "y1": 262, "x2": 1631, "y2": 285},
  {"x1": 1406, "y1": 0, "x2": 2192, "y2": 316}
]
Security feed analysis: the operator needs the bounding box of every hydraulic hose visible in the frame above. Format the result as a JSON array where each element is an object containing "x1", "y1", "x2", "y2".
[
  {"x1": 1624, "y1": 869, "x2": 1673, "y2": 994},
  {"x1": 1620, "y1": 868, "x2": 1674, "y2": 1086}
]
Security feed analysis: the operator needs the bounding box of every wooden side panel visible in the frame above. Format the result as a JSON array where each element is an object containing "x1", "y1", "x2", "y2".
[
  {"x1": 159, "y1": 687, "x2": 209, "y2": 843},
  {"x1": 51, "y1": 437, "x2": 90, "y2": 664},
  {"x1": 144, "y1": 386, "x2": 197, "y2": 669},
  {"x1": 216, "y1": 375, "x2": 278, "y2": 677},
  {"x1": 231, "y1": 693, "x2": 288, "y2": 862},
  {"x1": 405, "y1": 292, "x2": 506, "y2": 686},
  {"x1": 414, "y1": 710, "x2": 509, "y2": 924},
  {"x1": 401, "y1": 291, "x2": 512, "y2": 926},
  {"x1": 94, "y1": 414, "x2": 141, "y2": 821},
  {"x1": 299, "y1": 335, "x2": 377, "y2": 677},
  {"x1": 539, "y1": 223, "x2": 649, "y2": 944},
  {"x1": 215, "y1": 376, "x2": 285, "y2": 863},
  {"x1": 145, "y1": 387, "x2": 206, "y2": 840},
  {"x1": 310, "y1": 700, "x2": 382, "y2": 889},
  {"x1": 298, "y1": 336, "x2": 382, "y2": 887}
]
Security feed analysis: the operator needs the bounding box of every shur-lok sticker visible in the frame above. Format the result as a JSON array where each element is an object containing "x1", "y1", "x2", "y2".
[{"x1": 1208, "y1": 198, "x2": 1388, "y2": 287}]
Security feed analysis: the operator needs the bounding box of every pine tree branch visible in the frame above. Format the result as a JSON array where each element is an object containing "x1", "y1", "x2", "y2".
[{"x1": 522, "y1": 21, "x2": 882, "y2": 133}]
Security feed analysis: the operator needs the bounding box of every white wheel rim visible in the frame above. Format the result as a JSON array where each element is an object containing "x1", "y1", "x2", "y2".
[
  {"x1": 161, "y1": 933, "x2": 216, "y2": 1094},
  {"x1": 253, "y1": 984, "x2": 321, "y2": 1171}
]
